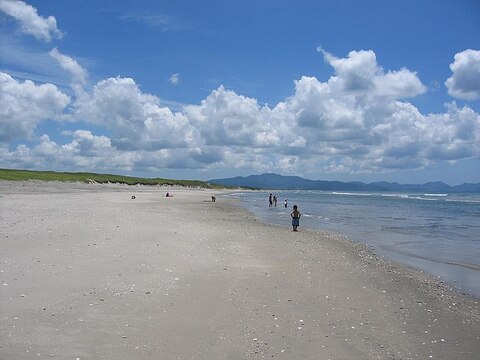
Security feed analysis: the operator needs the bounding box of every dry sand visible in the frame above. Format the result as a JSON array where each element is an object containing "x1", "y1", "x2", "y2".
[{"x1": 1, "y1": 181, "x2": 479, "y2": 359}]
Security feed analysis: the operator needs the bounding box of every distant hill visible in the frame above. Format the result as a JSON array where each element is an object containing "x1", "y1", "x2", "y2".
[{"x1": 209, "y1": 173, "x2": 480, "y2": 193}]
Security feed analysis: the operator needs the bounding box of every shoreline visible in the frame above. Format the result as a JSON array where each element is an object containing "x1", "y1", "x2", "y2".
[
  {"x1": 229, "y1": 190, "x2": 480, "y2": 299},
  {"x1": 1, "y1": 182, "x2": 479, "y2": 359}
]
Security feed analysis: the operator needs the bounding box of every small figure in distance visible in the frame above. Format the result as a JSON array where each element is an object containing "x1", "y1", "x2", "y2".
[
  {"x1": 290, "y1": 205, "x2": 301, "y2": 232},
  {"x1": 166, "y1": 192, "x2": 173, "y2": 197},
  {"x1": 211, "y1": 195, "x2": 216, "y2": 202},
  {"x1": 284, "y1": 199, "x2": 288, "y2": 208},
  {"x1": 273, "y1": 195, "x2": 278, "y2": 207},
  {"x1": 269, "y1": 193, "x2": 273, "y2": 208}
]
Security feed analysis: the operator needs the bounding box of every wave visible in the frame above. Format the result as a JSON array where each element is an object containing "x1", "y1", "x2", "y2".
[
  {"x1": 381, "y1": 193, "x2": 410, "y2": 198},
  {"x1": 413, "y1": 196, "x2": 441, "y2": 201},
  {"x1": 445, "y1": 198, "x2": 480, "y2": 204},
  {"x1": 329, "y1": 191, "x2": 480, "y2": 204}
]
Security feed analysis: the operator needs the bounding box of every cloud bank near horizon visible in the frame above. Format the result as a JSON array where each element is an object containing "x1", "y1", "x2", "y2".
[{"x1": 0, "y1": 2, "x2": 479, "y2": 179}]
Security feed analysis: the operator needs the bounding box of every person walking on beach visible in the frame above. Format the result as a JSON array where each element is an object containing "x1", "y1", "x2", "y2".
[
  {"x1": 269, "y1": 193, "x2": 273, "y2": 207},
  {"x1": 290, "y1": 205, "x2": 301, "y2": 232},
  {"x1": 284, "y1": 199, "x2": 288, "y2": 208}
]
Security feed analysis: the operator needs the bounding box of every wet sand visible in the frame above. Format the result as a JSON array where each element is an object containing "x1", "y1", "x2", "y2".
[{"x1": 1, "y1": 181, "x2": 479, "y2": 359}]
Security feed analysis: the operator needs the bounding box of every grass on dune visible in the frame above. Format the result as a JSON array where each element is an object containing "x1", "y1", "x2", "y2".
[{"x1": 0, "y1": 168, "x2": 226, "y2": 188}]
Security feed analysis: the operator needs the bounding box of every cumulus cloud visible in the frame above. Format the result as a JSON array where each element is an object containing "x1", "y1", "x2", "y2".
[
  {"x1": 186, "y1": 86, "x2": 272, "y2": 147},
  {"x1": 1, "y1": 48, "x2": 479, "y2": 177},
  {"x1": 445, "y1": 49, "x2": 480, "y2": 100},
  {"x1": 0, "y1": 72, "x2": 69, "y2": 143},
  {"x1": 74, "y1": 76, "x2": 192, "y2": 151},
  {"x1": 0, "y1": 131, "x2": 136, "y2": 171},
  {"x1": 319, "y1": 49, "x2": 426, "y2": 98},
  {"x1": 0, "y1": 131, "x2": 219, "y2": 173},
  {"x1": 423, "y1": 103, "x2": 480, "y2": 160},
  {"x1": 0, "y1": 0, "x2": 64, "y2": 41}
]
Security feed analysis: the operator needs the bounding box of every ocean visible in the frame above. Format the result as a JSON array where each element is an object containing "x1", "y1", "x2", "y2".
[{"x1": 226, "y1": 190, "x2": 480, "y2": 298}]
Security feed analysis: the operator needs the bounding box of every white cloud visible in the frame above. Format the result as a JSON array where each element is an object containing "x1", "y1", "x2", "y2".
[
  {"x1": 64, "y1": 130, "x2": 112, "y2": 157},
  {"x1": 185, "y1": 86, "x2": 273, "y2": 147},
  {"x1": 0, "y1": 132, "x2": 219, "y2": 173},
  {"x1": 74, "y1": 76, "x2": 192, "y2": 151},
  {"x1": 0, "y1": 72, "x2": 69, "y2": 143},
  {"x1": 1, "y1": 48, "x2": 479, "y2": 178},
  {"x1": 445, "y1": 49, "x2": 480, "y2": 100},
  {"x1": 168, "y1": 73, "x2": 180, "y2": 85},
  {"x1": 374, "y1": 68, "x2": 426, "y2": 98},
  {"x1": 321, "y1": 49, "x2": 379, "y2": 91},
  {"x1": 49, "y1": 47, "x2": 88, "y2": 86},
  {"x1": 0, "y1": 0, "x2": 64, "y2": 42},
  {"x1": 0, "y1": 131, "x2": 137, "y2": 171},
  {"x1": 320, "y1": 49, "x2": 426, "y2": 98},
  {"x1": 423, "y1": 103, "x2": 480, "y2": 160},
  {"x1": 284, "y1": 75, "x2": 365, "y2": 139}
]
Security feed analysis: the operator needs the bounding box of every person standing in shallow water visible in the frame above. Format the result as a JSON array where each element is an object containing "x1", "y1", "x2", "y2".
[
  {"x1": 269, "y1": 193, "x2": 273, "y2": 207},
  {"x1": 290, "y1": 205, "x2": 301, "y2": 231}
]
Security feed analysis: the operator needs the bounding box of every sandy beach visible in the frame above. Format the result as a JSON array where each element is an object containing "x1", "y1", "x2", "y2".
[{"x1": 1, "y1": 182, "x2": 479, "y2": 359}]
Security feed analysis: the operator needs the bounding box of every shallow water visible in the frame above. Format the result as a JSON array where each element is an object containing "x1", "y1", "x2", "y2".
[{"x1": 227, "y1": 190, "x2": 480, "y2": 297}]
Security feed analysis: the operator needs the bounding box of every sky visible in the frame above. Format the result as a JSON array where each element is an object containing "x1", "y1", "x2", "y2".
[{"x1": 0, "y1": 0, "x2": 479, "y2": 185}]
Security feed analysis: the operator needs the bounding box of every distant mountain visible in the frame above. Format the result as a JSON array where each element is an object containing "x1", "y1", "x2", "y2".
[{"x1": 208, "y1": 173, "x2": 480, "y2": 193}]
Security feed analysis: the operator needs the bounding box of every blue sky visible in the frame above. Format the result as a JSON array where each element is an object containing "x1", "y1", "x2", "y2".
[{"x1": 1, "y1": 0, "x2": 479, "y2": 184}]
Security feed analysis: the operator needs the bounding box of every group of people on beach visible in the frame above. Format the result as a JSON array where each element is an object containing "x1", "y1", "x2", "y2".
[{"x1": 269, "y1": 193, "x2": 301, "y2": 232}]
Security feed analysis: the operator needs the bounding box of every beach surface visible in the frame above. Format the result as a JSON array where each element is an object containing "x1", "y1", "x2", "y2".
[{"x1": 1, "y1": 182, "x2": 479, "y2": 359}]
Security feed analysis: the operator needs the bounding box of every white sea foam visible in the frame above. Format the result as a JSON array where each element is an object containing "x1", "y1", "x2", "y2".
[{"x1": 332, "y1": 192, "x2": 372, "y2": 196}]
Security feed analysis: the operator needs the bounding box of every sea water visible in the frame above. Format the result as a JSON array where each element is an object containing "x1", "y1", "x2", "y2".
[{"x1": 226, "y1": 190, "x2": 480, "y2": 297}]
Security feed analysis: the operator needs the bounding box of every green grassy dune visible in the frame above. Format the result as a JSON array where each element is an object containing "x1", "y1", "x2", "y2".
[{"x1": 0, "y1": 168, "x2": 226, "y2": 189}]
